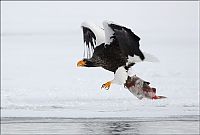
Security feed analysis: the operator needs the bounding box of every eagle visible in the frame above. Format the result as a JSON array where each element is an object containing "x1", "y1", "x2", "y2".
[{"x1": 77, "y1": 21, "x2": 157, "y2": 90}]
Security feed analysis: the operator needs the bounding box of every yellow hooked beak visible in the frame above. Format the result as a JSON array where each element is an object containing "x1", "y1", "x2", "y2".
[{"x1": 77, "y1": 60, "x2": 86, "y2": 67}]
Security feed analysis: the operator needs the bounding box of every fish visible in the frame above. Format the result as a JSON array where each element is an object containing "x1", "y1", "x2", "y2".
[{"x1": 124, "y1": 75, "x2": 166, "y2": 100}]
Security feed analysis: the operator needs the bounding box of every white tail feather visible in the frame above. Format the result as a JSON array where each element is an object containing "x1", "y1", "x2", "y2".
[{"x1": 143, "y1": 52, "x2": 159, "y2": 62}]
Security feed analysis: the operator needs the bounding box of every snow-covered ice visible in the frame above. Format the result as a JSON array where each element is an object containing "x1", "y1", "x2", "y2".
[{"x1": 1, "y1": 2, "x2": 199, "y2": 118}]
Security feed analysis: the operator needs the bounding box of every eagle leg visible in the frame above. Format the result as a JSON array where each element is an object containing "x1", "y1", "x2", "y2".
[{"x1": 101, "y1": 81, "x2": 112, "y2": 90}]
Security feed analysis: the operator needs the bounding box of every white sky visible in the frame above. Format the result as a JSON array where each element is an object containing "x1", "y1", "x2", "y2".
[
  {"x1": 1, "y1": 1, "x2": 199, "y2": 37},
  {"x1": 1, "y1": 1, "x2": 199, "y2": 90}
]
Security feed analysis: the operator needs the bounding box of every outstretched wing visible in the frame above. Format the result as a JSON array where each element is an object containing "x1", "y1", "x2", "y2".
[
  {"x1": 81, "y1": 22, "x2": 105, "y2": 58},
  {"x1": 103, "y1": 21, "x2": 145, "y2": 62}
]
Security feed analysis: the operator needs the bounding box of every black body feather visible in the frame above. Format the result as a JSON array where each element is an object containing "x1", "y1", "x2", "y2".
[{"x1": 81, "y1": 22, "x2": 144, "y2": 73}]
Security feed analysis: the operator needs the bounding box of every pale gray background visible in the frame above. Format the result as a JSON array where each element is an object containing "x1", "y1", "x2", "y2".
[{"x1": 1, "y1": 1, "x2": 199, "y2": 117}]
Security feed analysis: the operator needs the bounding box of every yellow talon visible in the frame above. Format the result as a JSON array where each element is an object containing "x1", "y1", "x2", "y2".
[{"x1": 101, "y1": 81, "x2": 112, "y2": 90}]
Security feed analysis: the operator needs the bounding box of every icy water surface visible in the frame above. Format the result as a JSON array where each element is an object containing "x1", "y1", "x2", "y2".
[{"x1": 1, "y1": 115, "x2": 199, "y2": 134}]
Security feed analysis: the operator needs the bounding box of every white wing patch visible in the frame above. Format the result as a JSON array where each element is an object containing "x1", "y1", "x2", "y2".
[
  {"x1": 102, "y1": 21, "x2": 115, "y2": 44},
  {"x1": 81, "y1": 22, "x2": 105, "y2": 46},
  {"x1": 81, "y1": 22, "x2": 105, "y2": 58}
]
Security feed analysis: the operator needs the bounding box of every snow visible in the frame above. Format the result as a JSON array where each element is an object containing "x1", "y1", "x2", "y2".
[{"x1": 1, "y1": 1, "x2": 199, "y2": 118}]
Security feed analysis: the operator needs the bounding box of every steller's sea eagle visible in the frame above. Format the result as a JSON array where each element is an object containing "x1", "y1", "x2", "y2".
[{"x1": 77, "y1": 21, "x2": 157, "y2": 90}]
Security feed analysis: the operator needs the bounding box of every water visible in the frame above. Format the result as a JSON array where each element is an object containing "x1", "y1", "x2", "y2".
[{"x1": 1, "y1": 115, "x2": 199, "y2": 134}]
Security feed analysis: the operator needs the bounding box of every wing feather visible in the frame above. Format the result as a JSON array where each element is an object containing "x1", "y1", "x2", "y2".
[
  {"x1": 81, "y1": 22, "x2": 105, "y2": 58},
  {"x1": 103, "y1": 21, "x2": 145, "y2": 61}
]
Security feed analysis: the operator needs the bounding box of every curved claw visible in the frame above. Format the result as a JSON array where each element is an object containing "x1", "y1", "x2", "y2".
[{"x1": 101, "y1": 81, "x2": 111, "y2": 90}]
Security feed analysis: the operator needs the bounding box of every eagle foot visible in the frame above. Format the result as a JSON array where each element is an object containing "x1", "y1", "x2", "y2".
[{"x1": 101, "y1": 81, "x2": 112, "y2": 90}]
